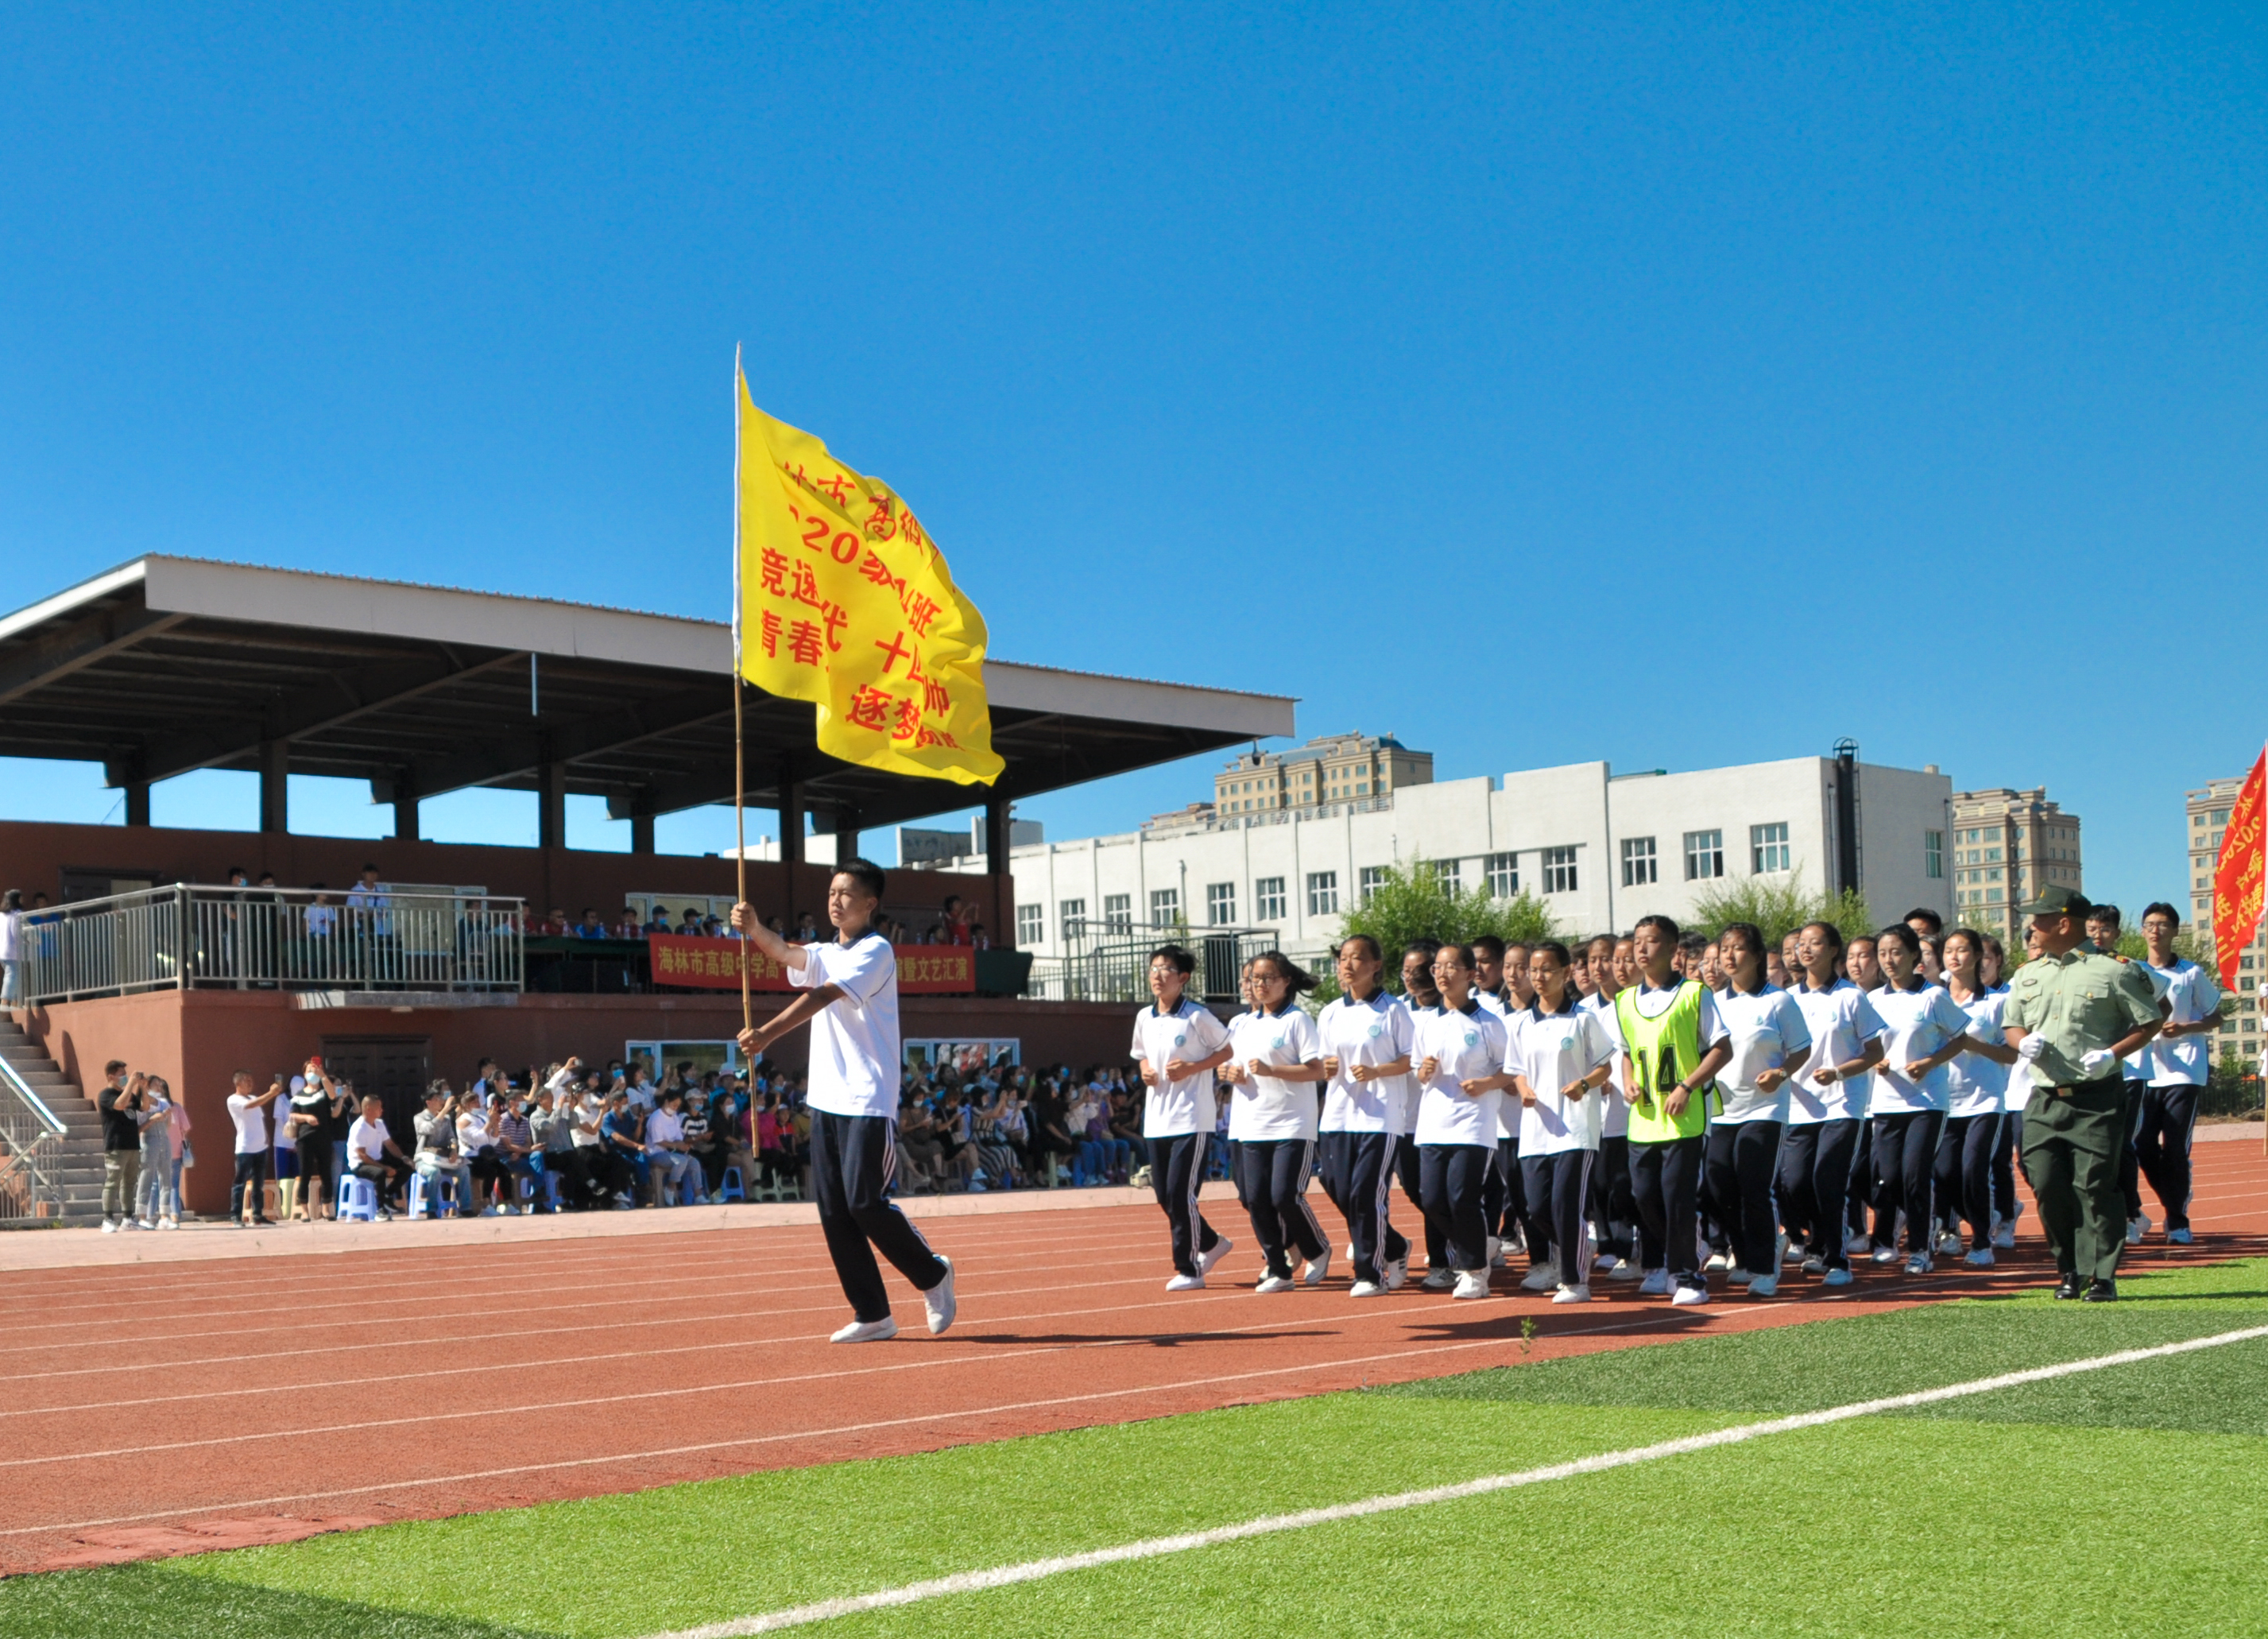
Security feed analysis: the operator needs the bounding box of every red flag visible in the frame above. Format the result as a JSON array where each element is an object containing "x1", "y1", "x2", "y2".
[{"x1": 2212, "y1": 747, "x2": 2267, "y2": 994}]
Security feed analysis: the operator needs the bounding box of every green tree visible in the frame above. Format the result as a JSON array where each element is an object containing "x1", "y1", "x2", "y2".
[
  {"x1": 1688, "y1": 877, "x2": 1873, "y2": 946},
  {"x1": 1312, "y1": 862, "x2": 1561, "y2": 1005}
]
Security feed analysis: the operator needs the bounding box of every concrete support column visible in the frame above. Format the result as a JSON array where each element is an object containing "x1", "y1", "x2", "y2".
[
  {"x1": 834, "y1": 804, "x2": 861, "y2": 867},
  {"x1": 778, "y1": 765, "x2": 804, "y2": 870},
  {"x1": 393, "y1": 773, "x2": 420, "y2": 843},
  {"x1": 538, "y1": 761, "x2": 567, "y2": 850},
  {"x1": 124, "y1": 782, "x2": 150, "y2": 827},
  {"x1": 630, "y1": 809, "x2": 656, "y2": 856},
  {"x1": 258, "y1": 738, "x2": 289, "y2": 835},
  {"x1": 985, "y1": 794, "x2": 1016, "y2": 946}
]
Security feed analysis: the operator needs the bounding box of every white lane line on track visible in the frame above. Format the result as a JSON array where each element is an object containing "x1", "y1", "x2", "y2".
[
  {"x1": 0, "y1": 1308, "x2": 1755, "y2": 1536},
  {"x1": 640, "y1": 1323, "x2": 2268, "y2": 1637}
]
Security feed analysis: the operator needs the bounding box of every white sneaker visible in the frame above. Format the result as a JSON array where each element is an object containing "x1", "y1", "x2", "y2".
[
  {"x1": 1705, "y1": 1250, "x2": 1730, "y2": 1272},
  {"x1": 923, "y1": 1256, "x2": 956, "y2": 1336},
  {"x1": 1782, "y1": 1238, "x2": 1806, "y2": 1266},
  {"x1": 1603, "y1": 1259, "x2": 1643, "y2": 1282},
  {"x1": 1421, "y1": 1268, "x2": 1455, "y2": 1291},
  {"x1": 1552, "y1": 1284, "x2": 1591, "y2": 1304},
  {"x1": 1964, "y1": 1247, "x2": 1995, "y2": 1267},
  {"x1": 1746, "y1": 1274, "x2": 1778, "y2": 1298},
  {"x1": 830, "y1": 1316, "x2": 898, "y2": 1343},
  {"x1": 1593, "y1": 1251, "x2": 1623, "y2": 1273},
  {"x1": 2168, "y1": 1226, "x2": 2195, "y2": 1246},
  {"x1": 1821, "y1": 1266, "x2": 1854, "y2": 1288},
  {"x1": 1935, "y1": 1230, "x2": 1964, "y2": 1257},
  {"x1": 1991, "y1": 1224, "x2": 2016, "y2": 1250},
  {"x1": 1166, "y1": 1273, "x2": 1205, "y2": 1292},
  {"x1": 99, "y1": 1219, "x2": 118, "y2": 1234},
  {"x1": 2126, "y1": 1215, "x2": 2150, "y2": 1246},
  {"x1": 1486, "y1": 1234, "x2": 1506, "y2": 1268},
  {"x1": 966, "y1": 1177, "x2": 986, "y2": 1192},
  {"x1": 1637, "y1": 1268, "x2": 1670, "y2": 1296},
  {"x1": 1519, "y1": 1265, "x2": 1557, "y2": 1292},
  {"x1": 1726, "y1": 1266, "x2": 1756, "y2": 1287},
  {"x1": 1256, "y1": 1273, "x2": 1295, "y2": 1295},
  {"x1": 1349, "y1": 1279, "x2": 1384, "y2": 1297},
  {"x1": 157, "y1": 1217, "x2": 178, "y2": 1230},
  {"x1": 1801, "y1": 1253, "x2": 1828, "y2": 1275},
  {"x1": 1670, "y1": 1280, "x2": 1711, "y2": 1307},
  {"x1": 1845, "y1": 1231, "x2": 1874, "y2": 1256},
  {"x1": 1197, "y1": 1236, "x2": 1233, "y2": 1277},
  {"x1": 1452, "y1": 1270, "x2": 1490, "y2": 1300},
  {"x1": 1870, "y1": 1246, "x2": 1901, "y2": 1265},
  {"x1": 1904, "y1": 1253, "x2": 1933, "y2": 1276},
  {"x1": 1301, "y1": 1246, "x2": 1332, "y2": 1287},
  {"x1": 132, "y1": 1219, "x2": 153, "y2": 1231},
  {"x1": 1383, "y1": 1255, "x2": 1409, "y2": 1291}
]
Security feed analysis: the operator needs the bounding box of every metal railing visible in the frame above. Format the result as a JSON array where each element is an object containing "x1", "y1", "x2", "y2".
[
  {"x1": 15, "y1": 885, "x2": 526, "y2": 1003},
  {"x1": 0, "y1": 1054, "x2": 64, "y2": 1224},
  {"x1": 1025, "y1": 929, "x2": 1279, "y2": 1005}
]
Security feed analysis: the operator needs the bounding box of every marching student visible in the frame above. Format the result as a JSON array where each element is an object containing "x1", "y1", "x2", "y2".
[
  {"x1": 2133, "y1": 903, "x2": 2223, "y2": 1245},
  {"x1": 1936, "y1": 928, "x2": 2020, "y2": 1265},
  {"x1": 1781, "y1": 920, "x2": 1885, "y2": 1288},
  {"x1": 1706, "y1": 923, "x2": 1811, "y2": 1298},
  {"x1": 1485, "y1": 939, "x2": 1550, "y2": 1284},
  {"x1": 1616, "y1": 916, "x2": 1731, "y2": 1307},
  {"x1": 1503, "y1": 941, "x2": 1617, "y2": 1304},
  {"x1": 1471, "y1": 936, "x2": 1514, "y2": 1269},
  {"x1": 1317, "y1": 935, "x2": 1416, "y2": 1296},
  {"x1": 1130, "y1": 944, "x2": 1237, "y2": 1291},
  {"x1": 733, "y1": 861, "x2": 956, "y2": 1345},
  {"x1": 1842, "y1": 932, "x2": 1886, "y2": 1248},
  {"x1": 1865, "y1": 924, "x2": 1977, "y2": 1275},
  {"x1": 1396, "y1": 938, "x2": 1450, "y2": 1284},
  {"x1": 1981, "y1": 933, "x2": 2023, "y2": 1248},
  {"x1": 1218, "y1": 952, "x2": 1331, "y2": 1292},
  {"x1": 1412, "y1": 943, "x2": 1509, "y2": 1300},
  {"x1": 1586, "y1": 935, "x2": 1641, "y2": 1280}
]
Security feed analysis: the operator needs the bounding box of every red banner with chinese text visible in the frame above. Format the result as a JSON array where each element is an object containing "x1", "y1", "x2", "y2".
[
  {"x1": 2212, "y1": 747, "x2": 2266, "y2": 995},
  {"x1": 648, "y1": 935, "x2": 973, "y2": 994}
]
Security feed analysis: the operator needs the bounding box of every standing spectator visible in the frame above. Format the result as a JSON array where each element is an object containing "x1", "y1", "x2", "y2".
[
  {"x1": 0, "y1": 888, "x2": 22, "y2": 1006},
  {"x1": 134, "y1": 1074, "x2": 172, "y2": 1230},
  {"x1": 226, "y1": 1071, "x2": 283, "y2": 1227},
  {"x1": 270, "y1": 1071, "x2": 303, "y2": 1222},
  {"x1": 412, "y1": 1084, "x2": 472, "y2": 1214},
  {"x1": 98, "y1": 1062, "x2": 149, "y2": 1232},
  {"x1": 347, "y1": 864, "x2": 393, "y2": 978},
  {"x1": 284, "y1": 1062, "x2": 336, "y2": 1222},
  {"x1": 144, "y1": 1073, "x2": 188, "y2": 1229},
  {"x1": 528, "y1": 1084, "x2": 575, "y2": 1210},
  {"x1": 644, "y1": 1087, "x2": 698, "y2": 1205},
  {"x1": 346, "y1": 1094, "x2": 409, "y2": 1219}
]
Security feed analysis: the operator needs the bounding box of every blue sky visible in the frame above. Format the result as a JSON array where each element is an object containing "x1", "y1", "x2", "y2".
[{"x1": 2, "y1": 3, "x2": 2262, "y2": 913}]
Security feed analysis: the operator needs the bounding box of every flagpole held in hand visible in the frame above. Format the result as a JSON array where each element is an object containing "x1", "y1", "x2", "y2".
[{"x1": 732, "y1": 347, "x2": 752, "y2": 1038}]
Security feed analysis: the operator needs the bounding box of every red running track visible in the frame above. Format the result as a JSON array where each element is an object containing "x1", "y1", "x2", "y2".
[{"x1": 6, "y1": 1141, "x2": 2264, "y2": 1575}]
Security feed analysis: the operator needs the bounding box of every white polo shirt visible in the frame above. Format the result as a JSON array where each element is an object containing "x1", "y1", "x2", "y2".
[
  {"x1": 1944, "y1": 987, "x2": 2011, "y2": 1116},
  {"x1": 1225, "y1": 1005, "x2": 1322, "y2": 1141},
  {"x1": 1710, "y1": 985, "x2": 1812, "y2": 1125},
  {"x1": 791, "y1": 932, "x2": 900, "y2": 1121},
  {"x1": 2140, "y1": 959, "x2": 2222, "y2": 1087},
  {"x1": 1788, "y1": 980, "x2": 1887, "y2": 1125},
  {"x1": 1317, "y1": 989, "x2": 1416, "y2": 1135},
  {"x1": 1584, "y1": 991, "x2": 1631, "y2": 1138},
  {"x1": 1868, "y1": 982, "x2": 1972, "y2": 1115},
  {"x1": 1413, "y1": 1001, "x2": 1507, "y2": 1148},
  {"x1": 1131, "y1": 997, "x2": 1231, "y2": 1139},
  {"x1": 1504, "y1": 1000, "x2": 1616, "y2": 1153}
]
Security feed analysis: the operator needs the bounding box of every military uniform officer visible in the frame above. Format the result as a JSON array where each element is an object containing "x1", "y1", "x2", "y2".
[{"x1": 2003, "y1": 889, "x2": 2162, "y2": 1301}]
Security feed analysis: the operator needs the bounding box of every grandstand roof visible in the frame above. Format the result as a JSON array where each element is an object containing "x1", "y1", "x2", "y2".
[{"x1": 0, "y1": 557, "x2": 1295, "y2": 831}]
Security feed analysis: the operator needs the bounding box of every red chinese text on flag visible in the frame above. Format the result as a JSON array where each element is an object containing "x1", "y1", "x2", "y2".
[{"x1": 2212, "y1": 748, "x2": 2267, "y2": 994}]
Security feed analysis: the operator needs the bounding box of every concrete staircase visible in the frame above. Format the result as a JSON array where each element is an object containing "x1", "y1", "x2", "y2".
[{"x1": 0, "y1": 1016, "x2": 107, "y2": 1226}]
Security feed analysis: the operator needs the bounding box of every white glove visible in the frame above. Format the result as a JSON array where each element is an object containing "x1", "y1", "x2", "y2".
[
  {"x1": 2015, "y1": 1033, "x2": 2048, "y2": 1064},
  {"x1": 2079, "y1": 1048, "x2": 2116, "y2": 1075}
]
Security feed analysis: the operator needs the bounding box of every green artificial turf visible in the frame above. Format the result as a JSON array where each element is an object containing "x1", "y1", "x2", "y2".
[{"x1": 6, "y1": 1257, "x2": 2266, "y2": 1639}]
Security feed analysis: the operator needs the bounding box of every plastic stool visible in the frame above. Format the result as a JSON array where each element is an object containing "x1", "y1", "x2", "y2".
[
  {"x1": 407, "y1": 1171, "x2": 459, "y2": 1220},
  {"x1": 721, "y1": 1164, "x2": 745, "y2": 1203},
  {"x1": 336, "y1": 1172, "x2": 378, "y2": 1222}
]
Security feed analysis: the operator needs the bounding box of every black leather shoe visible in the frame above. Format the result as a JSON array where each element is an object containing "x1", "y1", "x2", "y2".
[
  {"x1": 2082, "y1": 1278, "x2": 2118, "y2": 1303},
  {"x1": 2053, "y1": 1273, "x2": 2082, "y2": 1300}
]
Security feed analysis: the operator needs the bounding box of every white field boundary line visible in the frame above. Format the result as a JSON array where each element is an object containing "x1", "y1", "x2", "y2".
[{"x1": 643, "y1": 1323, "x2": 2268, "y2": 1639}]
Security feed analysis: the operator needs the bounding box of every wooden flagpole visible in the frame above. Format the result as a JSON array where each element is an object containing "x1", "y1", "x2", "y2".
[{"x1": 733, "y1": 347, "x2": 752, "y2": 1038}]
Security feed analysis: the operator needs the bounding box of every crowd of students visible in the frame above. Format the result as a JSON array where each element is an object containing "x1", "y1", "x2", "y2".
[{"x1": 1128, "y1": 899, "x2": 2222, "y2": 1304}]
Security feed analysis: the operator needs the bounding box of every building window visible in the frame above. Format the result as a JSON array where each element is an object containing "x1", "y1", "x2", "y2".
[
  {"x1": 1359, "y1": 866, "x2": 1390, "y2": 904},
  {"x1": 1253, "y1": 876, "x2": 1286, "y2": 922},
  {"x1": 1059, "y1": 898, "x2": 1086, "y2": 945},
  {"x1": 1925, "y1": 830, "x2": 1944, "y2": 879},
  {"x1": 1485, "y1": 852, "x2": 1519, "y2": 897},
  {"x1": 1685, "y1": 829, "x2": 1724, "y2": 881},
  {"x1": 1015, "y1": 903, "x2": 1043, "y2": 947},
  {"x1": 1621, "y1": 836, "x2": 1658, "y2": 887},
  {"x1": 1306, "y1": 871, "x2": 1339, "y2": 916},
  {"x1": 1544, "y1": 846, "x2": 1578, "y2": 894},
  {"x1": 1206, "y1": 882, "x2": 1237, "y2": 926},
  {"x1": 1430, "y1": 858, "x2": 1463, "y2": 894},
  {"x1": 1751, "y1": 822, "x2": 1791, "y2": 874},
  {"x1": 1101, "y1": 893, "x2": 1132, "y2": 936},
  {"x1": 1148, "y1": 888, "x2": 1179, "y2": 928}
]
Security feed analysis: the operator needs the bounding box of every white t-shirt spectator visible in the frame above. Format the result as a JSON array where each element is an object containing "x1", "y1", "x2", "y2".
[
  {"x1": 791, "y1": 932, "x2": 900, "y2": 1120},
  {"x1": 1788, "y1": 980, "x2": 1887, "y2": 1125},
  {"x1": 346, "y1": 1116, "x2": 389, "y2": 1167},
  {"x1": 1225, "y1": 1005, "x2": 1322, "y2": 1141},
  {"x1": 226, "y1": 1089, "x2": 270, "y2": 1155},
  {"x1": 1317, "y1": 989, "x2": 1416, "y2": 1136},
  {"x1": 1711, "y1": 985, "x2": 1813, "y2": 1125},
  {"x1": 644, "y1": 1108, "x2": 685, "y2": 1152},
  {"x1": 1131, "y1": 997, "x2": 1231, "y2": 1139},
  {"x1": 1413, "y1": 1002, "x2": 1507, "y2": 1148},
  {"x1": 2141, "y1": 958, "x2": 2222, "y2": 1087},
  {"x1": 1504, "y1": 1000, "x2": 1616, "y2": 1153},
  {"x1": 457, "y1": 1109, "x2": 496, "y2": 1154},
  {"x1": 570, "y1": 1093, "x2": 603, "y2": 1149}
]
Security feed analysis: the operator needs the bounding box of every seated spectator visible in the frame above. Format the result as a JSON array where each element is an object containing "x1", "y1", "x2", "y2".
[
  {"x1": 1027, "y1": 1077, "x2": 1078, "y2": 1184},
  {"x1": 412, "y1": 1083, "x2": 474, "y2": 1214},
  {"x1": 492, "y1": 1091, "x2": 540, "y2": 1212},
  {"x1": 458, "y1": 1093, "x2": 509, "y2": 1215},
  {"x1": 571, "y1": 908, "x2": 606, "y2": 940},
  {"x1": 935, "y1": 1089, "x2": 979, "y2": 1191},
  {"x1": 346, "y1": 1094, "x2": 410, "y2": 1218},
  {"x1": 643, "y1": 905, "x2": 675, "y2": 936},
  {"x1": 679, "y1": 907, "x2": 706, "y2": 936},
  {"x1": 968, "y1": 921, "x2": 990, "y2": 949},
  {"x1": 792, "y1": 909, "x2": 821, "y2": 941},
  {"x1": 897, "y1": 1092, "x2": 943, "y2": 1192},
  {"x1": 644, "y1": 1087, "x2": 698, "y2": 1205},
  {"x1": 559, "y1": 1081, "x2": 607, "y2": 1209},
  {"x1": 683, "y1": 1087, "x2": 727, "y2": 1200},
  {"x1": 598, "y1": 1090, "x2": 646, "y2": 1205}
]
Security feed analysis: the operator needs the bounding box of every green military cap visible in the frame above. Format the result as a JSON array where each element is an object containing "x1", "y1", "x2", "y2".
[{"x1": 2018, "y1": 885, "x2": 2093, "y2": 917}]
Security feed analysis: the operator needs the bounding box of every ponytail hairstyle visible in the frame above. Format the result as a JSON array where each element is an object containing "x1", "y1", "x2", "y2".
[
  {"x1": 1875, "y1": 922, "x2": 1925, "y2": 989},
  {"x1": 1250, "y1": 950, "x2": 1317, "y2": 1005}
]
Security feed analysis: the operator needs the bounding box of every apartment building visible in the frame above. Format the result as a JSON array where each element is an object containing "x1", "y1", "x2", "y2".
[
  {"x1": 1947, "y1": 788, "x2": 2084, "y2": 944},
  {"x1": 1199, "y1": 732, "x2": 1434, "y2": 827},
  {"x1": 2187, "y1": 776, "x2": 2263, "y2": 1053}
]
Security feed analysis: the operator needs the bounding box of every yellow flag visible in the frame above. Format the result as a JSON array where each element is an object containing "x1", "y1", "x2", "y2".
[{"x1": 734, "y1": 365, "x2": 1004, "y2": 785}]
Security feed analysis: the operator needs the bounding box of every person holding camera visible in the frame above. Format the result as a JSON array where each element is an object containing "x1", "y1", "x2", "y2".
[
  {"x1": 98, "y1": 1061, "x2": 149, "y2": 1233},
  {"x1": 285, "y1": 1060, "x2": 338, "y2": 1222},
  {"x1": 226, "y1": 1070, "x2": 284, "y2": 1227},
  {"x1": 412, "y1": 1083, "x2": 474, "y2": 1215}
]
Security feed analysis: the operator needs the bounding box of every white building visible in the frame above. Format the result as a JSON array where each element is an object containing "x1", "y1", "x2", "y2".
[{"x1": 1001, "y1": 754, "x2": 1954, "y2": 961}]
